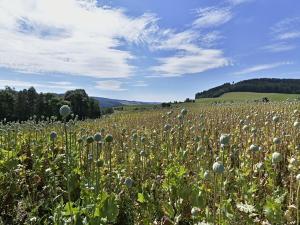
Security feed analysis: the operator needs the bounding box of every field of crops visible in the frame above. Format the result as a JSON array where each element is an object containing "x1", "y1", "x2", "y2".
[
  {"x1": 1, "y1": 102, "x2": 300, "y2": 225},
  {"x1": 196, "y1": 92, "x2": 300, "y2": 104}
]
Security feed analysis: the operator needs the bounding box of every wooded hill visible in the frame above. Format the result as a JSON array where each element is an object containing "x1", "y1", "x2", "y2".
[{"x1": 195, "y1": 78, "x2": 300, "y2": 99}]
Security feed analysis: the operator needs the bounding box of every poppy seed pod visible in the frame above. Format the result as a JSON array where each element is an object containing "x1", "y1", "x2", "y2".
[
  {"x1": 290, "y1": 157, "x2": 298, "y2": 166},
  {"x1": 220, "y1": 134, "x2": 230, "y2": 146},
  {"x1": 213, "y1": 161, "x2": 224, "y2": 174},
  {"x1": 164, "y1": 124, "x2": 171, "y2": 131},
  {"x1": 94, "y1": 133, "x2": 102, "y2": 142},
  {"x1": 204, "y1": 170, "x2": 210, "y2": 180},
  {"x1": 140, "y1": 150, "x2": 146, "y2": 157},
  {"x1": 242, "y1": 125, "x2": 249, "y2": 131},
  {"x1": 294, "y1": 121, "x2": 300, "y2": 128},
  {"x1": 59, "y1": 105, "x2": 71, "y2": 118},
  {"x1": 124, "y1": 177, "x2": 133, "y2": 188},
  {"x1": 191, "y1": 207, "x2": 201, "y2": 217},
  {"x1": 177, "y1": 114, "x2": 183, "y2": 121},
  {"x1": 50, "y1": 131, "x2": 57, "y2": 141},
  {"x1": 105, "y1": 134, "x2": 113, "y2": 143},
  {"x1": 250, "y1": 144, "x2": 259, "y2": 152},
  {"x1": 86, "y1": 136, "x2": 94, "y2": 144},
  {"x1": 273, "y1": 137, "x2": 281, "y2": 145},
  {"x1": 272, "y1": 116, "x2": 280, "y2": 123},
  {"x1": 181, "y1": 108, "x2": 187, "y2": 116},
  {"x1": 296, "y1": 174, "x2": 300, "y2": 182},
  {"x1": 272, "y1": 152, "x2": 282, "y2": 164}
]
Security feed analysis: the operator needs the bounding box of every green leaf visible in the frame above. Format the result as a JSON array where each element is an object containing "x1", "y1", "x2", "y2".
[
  {"x1": 137, "y1": 193, "x2": 146, "y2": 203},
  {"x1": 94, "y1": 193, "x2": 119, "y2": 222}
]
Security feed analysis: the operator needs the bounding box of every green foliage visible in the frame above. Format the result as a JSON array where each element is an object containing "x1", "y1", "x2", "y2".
[
  {"x1": 195, "y1": 78, "x2": 300, "y2": 99},
  {"x1": 0, "y1": 87, "x2": 101, "y2": 121}
]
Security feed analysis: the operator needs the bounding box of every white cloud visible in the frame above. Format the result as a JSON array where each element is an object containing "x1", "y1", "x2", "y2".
[
  {"x1": 228, "y1": 0, "x2": 253, "y2": 6},
  {"x1": 272, "y1": 17, "x2": 300, "y2": 34},
  {"x1": 149, "y1": 28, "x2": 229, "y2": 76},
  {"x1": 95, "y1": 80, "x2": 126, "y2": 91},
  {"x1": 0, "y1": 79, "x2": 77, "y2": 90},
  {"x1": 270, "y1": 17, "x2": 300, "y2": 46},
  {"x1": 235, "y1": 62, "x2": 293, "y2": 75},
  {"x1": 151, "y1": 48, "x2": 229, "y2": 77},
  {"x1": 132, "y1": 81, "x2": 148, "y2": 87},
  {"x1": 0, "y1": 0, "x2": 157, "y2": 78},
  {"x1": 277, "y1": 31, "x2": 300, "y2": 40},
  {"x1": 193, "y1": 7, "x2": 232, "y2": 28},
  {"x1": 263, "y1": 43, "x2": 296, "y2": 53}
]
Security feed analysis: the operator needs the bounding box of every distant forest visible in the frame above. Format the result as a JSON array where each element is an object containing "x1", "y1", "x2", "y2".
[
  {"x1": 195, "y1": 78, "x2": 300, "y2": 99},
  {"x1": 0, "y1": 87, "x2": 101, "y2": 121}
]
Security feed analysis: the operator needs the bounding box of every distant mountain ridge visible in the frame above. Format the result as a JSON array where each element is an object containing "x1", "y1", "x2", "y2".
[
  {"x1": 195, "y1": 78, "x2": 300, "y2": 99},
  {"x1": 92, "y1": 96, "x2": 160, "y2": 108}
]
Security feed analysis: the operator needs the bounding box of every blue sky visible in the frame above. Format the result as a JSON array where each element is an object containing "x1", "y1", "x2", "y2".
[{"x1": 0, "y1": 0, "x2": 299, "y2": 102}]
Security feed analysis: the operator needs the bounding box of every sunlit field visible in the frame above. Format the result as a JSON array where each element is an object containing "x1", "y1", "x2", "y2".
[{"x1": 1, "y1": 102, "x2": 300, "y2": 225}]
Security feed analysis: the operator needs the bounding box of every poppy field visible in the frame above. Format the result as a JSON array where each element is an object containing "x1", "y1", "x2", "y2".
[{"x1": 1, "y1": 102, "x2": 300, "y2": 225}]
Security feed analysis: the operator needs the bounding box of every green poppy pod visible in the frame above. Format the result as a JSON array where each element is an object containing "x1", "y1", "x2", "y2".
[
  {"x1": 191, "y1": 207, "x2": 201, "y2": 217},
  {"x1": 132, "y1": 133, "x2": 138, "y2": 140},
  {"x1": 220, "y1": 134, "x2": 230, "y2": 146},
  {"x1": 249, "y1": 144, "x2": 259, "y2": 152},
  {"x1": 272, "y1": 152, "x2": 282, "y2": 164},
  {"x1": 177, "y1": 114, "x2": 183, "y2": 120},
  {"x1": 242, "y1": 125, "x2": 249, "y2": 131},
  {"x1": 59, "y1": 105, "x2": 71, "y2": 118},
  {"x1": 272, "y1": 116, "x2": 280, "y2": 123},
  {"x1": 204, "y1": 170, "x2": 210, "y2": 180},
  {"x1": 181, "y1": 108, "x2": 187, "y2": 116},
  {"x1": 140, "y1": 150, "x2": 146, "y2": 157},
  {"x1": 94, "y1": 133, "x2": 102, "y2": 142},
  {"x1": 290, "y1": 157, "x2": 298, "y2": 166},
  {"x1": 86, "y1": 136, "x2": 94, "y2": 144},
  {"x1": 105, "y1": 134, "x2": 113, "y2": 143},
  {"x1": 124, "y1": 177, "x2": 133, "y2": 188},
  {"x1": 273, "y1": 137, "x2": 281, "y2": 145},
  {"x1": 50, "y1": 131, "x2": 57, "y2": 141},
  {"x1": 294, "y1": 121, "x2": 300, "y2": 128},
  {"x1": 213, "y1": 161, "x2": 224, "y2": 174},
  {"x1": 164, "y1": 124, "x2": 171, "y2": 131},
  {"x1": 296, "y1": 174, "x2": 300, "y2": 182},
  {"x1": 78, "y1": 138, "x2": 83, "y2": 144}
]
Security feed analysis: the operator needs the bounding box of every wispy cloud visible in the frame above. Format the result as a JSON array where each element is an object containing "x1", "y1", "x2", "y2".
[
  {"x1": 0, "y1": 0, "x2": 157, "y2": 78},
  {"x1": 193, "y1": 7, "x2": 232, "y2": 28},
  {"x1": 276, "y1": 31, "x2": 300, "y2": 40},
  {"x1": 262, "y1": 42, "x2": 296, "y2": 53},
  {"x1": 235, "y1": 62, "x2": 293, "y2": 75},
  {"x1": 271, "y1": 17, "x2": 300, "y2": 35},
  {"x1": 227, "y1": 0, "x2": 253, "y2": 6},
  {"x1": 132, "y1": 81, "x2": 148, "y2": 87},
  {"x1": 95, "y1": 80, "x2": 126, "y2": 91},
  {"x1": 265, "y1": 17, "x2": 300, "y2": 53},
  {"x1": 0, "y1": 79, "x2": 77, "y2": 90},
  {"x1": 151, "y1": 48, "x2": 229, "y2": 77},
  {"x1": 148, "y1": 4, "x2": 237, "y2": 77}
]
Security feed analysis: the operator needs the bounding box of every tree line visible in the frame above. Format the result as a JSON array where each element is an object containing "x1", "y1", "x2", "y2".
[
  {"x1": 0, "y1": 87, "x2": 101, "y2": 121},
  {"x1": 195, "y1": 78, "x2": 300, "y2": 99}
]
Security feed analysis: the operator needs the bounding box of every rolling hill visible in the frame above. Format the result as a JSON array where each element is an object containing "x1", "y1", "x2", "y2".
[
  {"x1": 92, "y1": 96, "x2": 160, "y2": 108},
  {"x1": 196, "y1": 92, "x2": 300, "y2": 104},
  {"x1": 195, "y1": 78, "x2": 300, "y2": 99}
]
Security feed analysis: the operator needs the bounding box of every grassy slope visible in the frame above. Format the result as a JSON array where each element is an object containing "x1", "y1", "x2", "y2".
[{"x1": 196, "y1": 92, "x2": 300, "y2": 104}]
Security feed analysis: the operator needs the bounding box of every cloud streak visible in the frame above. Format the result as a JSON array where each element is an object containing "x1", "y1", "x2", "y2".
[
  {"x1": 0, "y1": 79, "x2": 77, "y2": 90},
  {"x1": 95, "y1": 80, "x2": 127, "y2": 91},
  {"x1": 235, "y1": 62, "x2": 293, "y2": 75}
]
